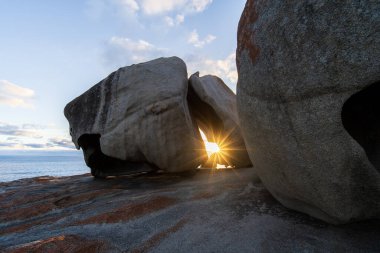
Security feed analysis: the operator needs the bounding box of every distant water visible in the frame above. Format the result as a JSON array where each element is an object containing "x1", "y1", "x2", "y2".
[{"x1": 0, "y1": 152, "x2": 89, "y2": 182}]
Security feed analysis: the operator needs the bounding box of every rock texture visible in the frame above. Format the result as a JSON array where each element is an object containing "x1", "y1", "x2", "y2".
[
  {"x1": 237, "y1": 0, "x2": 380, "y2": 224},
  {"x1": 64, "y1": 57, "x2": 206, "y2": 176},
  {"x1": 189, "y1": 72, "x2": 252, "y2": 167},
  {"x1": 1, "y1": 170, "x2": 380, "y2": 252}
]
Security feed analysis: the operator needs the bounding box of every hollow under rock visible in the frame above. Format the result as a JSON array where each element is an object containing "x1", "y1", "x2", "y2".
[
  {"x1": 78, "y1": 134, "x2": 157, "y2": 178},
  {"x1": 342, "y1": 81, "x2": 380, "y2": 170}
]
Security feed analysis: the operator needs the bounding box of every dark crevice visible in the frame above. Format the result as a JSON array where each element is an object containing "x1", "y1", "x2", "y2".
[
  {"x1": 342, "y1": 82, "x2": 380, "y2": 170},
  {"x1": 187, "y1": 83, "x2": 224, "y2": 143},
  {"x1": 187, "y1": 82, "x2": 234, "y2": 168},
  {"x1": 78, "y1": 134, "x2": 157, "y2": 178}
]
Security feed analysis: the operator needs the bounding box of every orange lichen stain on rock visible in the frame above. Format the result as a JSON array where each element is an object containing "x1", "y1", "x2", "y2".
[
  {"x1": 7, "y1": 235, "x2": 108, "y2": 253},
  {"x1": 52, "y1": 189, "x2": 118, "y2": 208},
  {"x1": 237, "y1": 0, "x2": 260, "y2": 68},
  {"x1": 0, "y1": 190, "x2": 48, "y2": 209},
  {"x1": 0, "y1": 189, "x2": 118, "y2": 222},
  {"x1": 1, "y1": 203, "x2": 56, "y2": 221},
  {"x1": 0, "y1": 216, "x2": 62, "y2": 236},
  {"x1": 33, "y1": 176, "x2": 55, "y2": 183},
  {"x1": 1, "y1": 185, "x2": 77, "y2": 210},
  {"x1": 75, "y1": 196, "x2": 177, "y2": 225},
  {"x1": 131, "y1": 218, "x2": 188, "y2": 253},
  {"x1": 0, "y1": 190, "x2": 16, "y2": 203}
]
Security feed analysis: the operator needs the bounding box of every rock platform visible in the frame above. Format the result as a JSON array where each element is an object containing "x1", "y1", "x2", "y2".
[{"x1": 1, "y1": 168, "x2": 379, "y2": 252}]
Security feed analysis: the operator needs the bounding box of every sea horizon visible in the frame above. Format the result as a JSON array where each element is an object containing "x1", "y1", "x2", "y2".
[{"x1": 0, "y1": 150, "x2": 89, "y2": 182}]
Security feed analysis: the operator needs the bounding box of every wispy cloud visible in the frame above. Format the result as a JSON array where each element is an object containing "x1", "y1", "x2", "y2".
[
  {"x1": 0, "y1": 122, "x2": 43, "y2": 138},
  {"x1": 164, "y1": 14, "x2": 184, "y2": 27},
  {"x1": 0, "y1": 140, "x2": 74, "y2": 150},
  {"x1": 6, "y1": 137, "x2": 18, "y2": 141},
  {"x1": 110, "y1": 37, "x2": 157, "y2": 52},
  {"x1": 105, "y1": 36, "x2": 167, "y2": 66},
  {"x1": 188, "y1": 29, "x2": 216, "y2": 48},
  {"x1": 0, "y1": 122, "x2": 75, "y2": 150},
  {"x1": 186, "y1": 52, "x2": 238, "y2": 92},
  {"x1": 48, "y1": 137, "x2": 75, "y2": 149},
  {"x1": 0, "y1": 130, "x2": 43, "y2": 139},
  {"x1": 85, "y1": 0, "x2": 140, "y2": 20},
  {"x1": 189, "y1": 0, "x2": 213, "y2": 12},
  {"x1": 118, "y1": 0, "x2": 139, "y2": 12},
  {"x1": 141, "y1": 0, "x2": 186, "y2": 15},
  {"x1": 0, "y1": 80, "x2": 35, "y2": 108},
  {"x1": 141, "y1": 0, "x2": 212, "y2": 15},
  {"x1": 22, "y1": 124, "x2": 48, "y2": 130},
  {"x1": 86, "y1": 0, "x2": 212, "y2": 26},
  {"x1": 0, "y1": 142, "x2": 17, "y2": 147},
  {"x1": 24, "y1": 143, "x2": 49, "y2": 149}
]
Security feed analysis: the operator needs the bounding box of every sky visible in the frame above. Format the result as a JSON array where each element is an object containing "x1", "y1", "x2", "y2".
[{"x1": 0, "y1": 0, "x2": 246, "y2": 152}]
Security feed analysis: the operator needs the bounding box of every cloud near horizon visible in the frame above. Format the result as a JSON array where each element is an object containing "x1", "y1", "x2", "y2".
[
  {"x1": 0, "y1": 137, "x2": 75, "y2": 150},
  {"x1": 0, "y1": 80, "x2": 35, "y2": 108},
  {"x1": 48, "y1": 137, "x2": 76, "y2": 149},
  {"x1": 0, "y1": 122, "x2": 75, "y2": 150},
  {"x1": 0, "y1": 122, "x2": 43, "y2": 139}
]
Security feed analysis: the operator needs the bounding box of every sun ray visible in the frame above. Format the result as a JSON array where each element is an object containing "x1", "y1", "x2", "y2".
[
  {"x1": 197, "y1": 128, "x2": 243, "y2": 170},
  {"x1": 198, "y1": 129, "x2": 221, "y2": 157}
]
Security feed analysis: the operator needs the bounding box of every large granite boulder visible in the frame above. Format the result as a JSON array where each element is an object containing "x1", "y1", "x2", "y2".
[
  {"x1": 189, "y1": 72, "x2": 252, "y2": 167},
  {"x1": 64, "y1": 57, "x2": 206, "y2": 176},
  {"x1": 237, "y1": 0, "x2": 380, "y2": 223}
]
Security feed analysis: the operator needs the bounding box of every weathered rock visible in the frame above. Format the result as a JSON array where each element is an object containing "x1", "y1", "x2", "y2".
[
  {"x1": 64, "y1": 57, "x2": 206, "y2": 176},
  {"x1": 1, "y1": 171, "x2": 380, "y2": 252},
  {"x1": 64, "y1": 56, "x2": 254, "y2": 175},
  {"x1": 237, "y1": 0, "x2": 380, "y2": 223},
  {"x1": 189, "y1": 72, "x2": 252, "y2": 167}
]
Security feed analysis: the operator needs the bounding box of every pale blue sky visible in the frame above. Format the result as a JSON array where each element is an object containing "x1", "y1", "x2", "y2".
[{"x1": 0, "y1": 0, "x2": 246, "y2": 150}]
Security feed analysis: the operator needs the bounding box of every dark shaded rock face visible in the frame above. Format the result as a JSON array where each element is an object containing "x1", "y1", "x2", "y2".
[
  {"x1": 236, "y1": 0, "x2": 380, "y2": 224},
  {"x1": 1, "y1": 171, "x2": 380, "y2": 252},
  {"x1": 189, "y1": 73, "x2": 252, "y2": 167},
  {"x1": 65, "y1": 57, "x2": 251, "y2": 176}
]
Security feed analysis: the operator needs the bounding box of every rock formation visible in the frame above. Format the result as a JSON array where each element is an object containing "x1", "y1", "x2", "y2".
[
  {"x1": 236, "y1": 0, "x2": 380, "y2": 224},
  {"x1": 189, "y1": 72, "x2": 251, "y2": 167},
  {"x1": 65, "y1": 57, "x2": 251, "y2": 177},
  {"x1": 64, "y1": 57, "x2": 206, "y2": 176}
]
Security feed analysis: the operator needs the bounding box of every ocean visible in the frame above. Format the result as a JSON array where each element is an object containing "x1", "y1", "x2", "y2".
[{"x1": 0, "y1": 151, "x2": 89, "y2": 182}]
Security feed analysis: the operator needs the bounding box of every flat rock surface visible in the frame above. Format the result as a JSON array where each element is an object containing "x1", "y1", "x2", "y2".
[{"x1": 1, "y1": 168, "x2": 379, "y2": 252}]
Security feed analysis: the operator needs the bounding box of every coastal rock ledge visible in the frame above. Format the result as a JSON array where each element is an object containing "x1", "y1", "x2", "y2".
[{"x1": 1, "y1": 170, "x2": 380, "y2": 252}]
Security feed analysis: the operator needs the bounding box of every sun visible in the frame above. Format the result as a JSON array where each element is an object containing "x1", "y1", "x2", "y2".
[
  {"x1": 205, "y1": 142, "x2": 220, "y2": 154},
  {"x1": 199, "y1": 129, "x2": 221, "y2": 156},
  {"x1": 198, "y1": 128, "x2": 231, "y2": 169}
]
